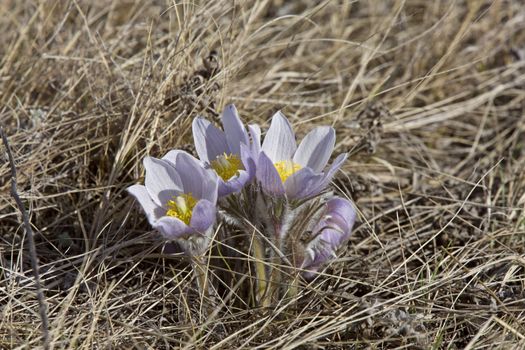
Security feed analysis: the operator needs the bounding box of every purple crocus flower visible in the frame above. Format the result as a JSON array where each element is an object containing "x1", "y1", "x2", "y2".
[
  {"x1": 256, "y1": 111, "x2": 347, "y2": 200},
  {"x1": 192, "y1": 104, "x2": 260, "y2": 197},
  {"x1": 127, "y1": 152, "x2": 218, "y2": 255},
  {"x1": 300, "y1": 197, "x2": 356, "y2": 279}
]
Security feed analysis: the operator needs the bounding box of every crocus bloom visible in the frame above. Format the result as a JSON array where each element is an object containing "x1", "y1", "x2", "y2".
[
  {"x1": 300, "y1": 197, "x2": 356, "y2": 278},
  {"x1": 192, "y1": 104, "x2": 260, "y2": 197},
  {"x1": 127, "y1": 152, "x2": 218, "y2": 255},
  {"x1": 256, "y1": 111, "x2": 347, "y2": 199}
]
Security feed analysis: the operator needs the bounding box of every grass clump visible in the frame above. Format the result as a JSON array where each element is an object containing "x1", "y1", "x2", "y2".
[{"x1": 1, "y1": 0, "x2": 525, "y2": 348}]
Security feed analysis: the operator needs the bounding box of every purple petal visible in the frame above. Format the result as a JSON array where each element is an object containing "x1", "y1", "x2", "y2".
[
  {"x1": 127, "y1": 184, "x2": 165, "y2": 225},
  {"x1": 248, "y1": 124, "x2": 261, "y2": 157},
  {"x1": 284, "y1": 167, "x2": 324, "y2": 200},
  {"x1": 300, "y1": 241, "x2": 334, "y2": 279},
  {"x1": 221, "y1": 104, "x2": 249, "y2": 155},
  {"x1": 325, "y1": 197, "x2": 356, "y2": 234},
  {"x1": 293, "y1": 126, "x2": 335, "y2": 172},
  {"x1": 143, "y1": 157, "x2": 183, "y2": 206},
  {"x1": 189, "y1": 199, "x2": 216, "y2": 232},
  {"x1": 309, "y1": 153, "x2": 348, "y2": 196},
  {"x1": 300, "y1": 229, "x2": 344, "y2": 279},
  {"x1": 300, "y1": 197, "x2": 356, "y2": 279},
  {"x1": 217, "y1": 170, "x2": 250, "y2": 197},
  {"x1": 153, "y1": 216, "x2": 194, "y2": 239},
  {"x1": 302, "y1": 270, "x2": 320, "y2": 280},
  {"x1": 162, "y1": 149, "x2": 187, "y2": 165},
  {"x1": 174, "y1": 152, "x2": 218, "y2": 203},
  {"x1": 192, "y1": 117, "x2": 229, "y2": 163},
  {"x1": 240, "y1": 143, "x2": 256, "y2": 180},
  {"x1": 308, "y1": 234, "x2": 337, "y2": 264},
  {"x1": 323, "y1": 153, "x2": 347, "y2": 182},
  {"x1": 256, "y1": 151, "x2": 285, "y2": 196},
  {"x1": 261, "y1": 111, "x2": 296, "y2": 163},
  {"x1": 162, "y1": 242, "x2": 184, "y2": 255},
  {"x1": 318, "y1": 229, "x2": 342, "y2": 249}
]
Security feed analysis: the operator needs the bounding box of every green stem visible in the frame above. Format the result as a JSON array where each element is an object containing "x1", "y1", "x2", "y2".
[
  {"x1": 192, "y1": 255, "x2": 211, "y2": 318},
  {"x1": 268, "y1": 254, "x2": 281, "y2": 304},
  {"x1": 285, "y1": 272, "x2": 300, "y2": 300},
  {"x1": 266, "y1": 217, "x2": 285, "y2": 305},
  {"x1": 253, "y1": 235, "x2": 270, "y2": 307}
]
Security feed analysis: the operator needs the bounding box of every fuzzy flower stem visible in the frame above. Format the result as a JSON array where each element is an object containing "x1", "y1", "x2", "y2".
[
  {"x1": 267, "y1": 204, "x2": 289, "y2": 304},
  {"x1": 250, "y1": 193, "x2": 298, "y2": 306},
  {"x1": 252, "y1": 235, "x2": 270, "y2": 308},
  {"x1": 191, "y1": 254, "x2": 211, "y2": 318},
  {"x1": 285, "y1": 274, "x2": 300, "y2": 300},
  {"x1": 266, "y1": 220, "x2": 280, "y2": 304}
]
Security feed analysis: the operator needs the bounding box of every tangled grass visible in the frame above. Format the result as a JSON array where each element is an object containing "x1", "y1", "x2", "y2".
[{"x1": 1, "y1": 0, "x2": 525, "y2": 348}]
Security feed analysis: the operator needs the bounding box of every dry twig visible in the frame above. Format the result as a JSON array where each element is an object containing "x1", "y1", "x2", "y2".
[{"x1": 1, "y1": 127, "x2": 49, "y2": 350}]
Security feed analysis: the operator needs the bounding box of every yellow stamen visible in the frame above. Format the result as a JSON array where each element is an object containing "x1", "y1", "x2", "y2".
[
  {"x1": 166, "y1": 193, "x2": 197, "y2": 224},
  {"x1": 274, "y1": 160, "x2": 301, "y2": 183},
  {"x1": 210, "y1": 153, "x2": 244, "y2": 181}
]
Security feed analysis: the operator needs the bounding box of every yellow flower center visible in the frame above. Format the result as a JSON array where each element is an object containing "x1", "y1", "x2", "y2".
[
  {"x1": 210, "y1": 153, "x2": 244, "y2": 181},
  {"x1": 274, "y1": 160, "x2": 302, "y2": 183},
  {"x1": 166, "y1": 193, "x2": 197, "y2": 225}
]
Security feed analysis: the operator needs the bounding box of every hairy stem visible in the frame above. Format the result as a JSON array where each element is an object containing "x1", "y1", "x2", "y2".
[
  {"x1": 253, "y1": 235, "x2": 270, "y2": 307},
  {"x1": 191, "y1": 255, "x2": 212, "y2": 318},
  {"x1": 285, "y1": 274, "x2": 300, "y2": 300}
]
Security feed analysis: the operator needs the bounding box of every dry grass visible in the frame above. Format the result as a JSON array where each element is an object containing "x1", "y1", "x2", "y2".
[{"x1": 1, "y1": 0, "x2": 525, "y2": 348}]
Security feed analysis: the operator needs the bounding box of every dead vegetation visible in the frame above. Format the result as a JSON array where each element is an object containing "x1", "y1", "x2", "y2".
[{"x1": 1, "y1": 0, "x2": 525, "y2": 348}]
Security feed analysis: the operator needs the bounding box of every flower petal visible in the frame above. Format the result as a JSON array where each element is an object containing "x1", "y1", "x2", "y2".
[
  {"x1": 162, "y1": 149, "x2": 187, "y2": 166},
  {"x1": 240, "y1": 143, "x2": 256, "y2": 180},
  {"x1": 189, "y1": 199, "x2": 216, "y2": 232},
  {"x1": 221, "y1": 104, "x2": 249, "y2": 155},
  {"x1": 302, "y1": 228, "x2": 339, "y2": 273},
  {"x1": 192, "y1": 116, "x2": 229, "y2": 163},
  {"x1": 217, "y1": 169, "x2": 251, "y2": 197},
  {"x1": 256, "y1": 151, "x2": 285, "y2": 196},
  {"x1": 293, "y1": 126, "x2": 335, "y2": 172},
  {"x1": 174, "y1": 152, "x2": 218, "y2": 203},
  {"x1": 320, "y1": 152, "x2": 348, "y2": 185},
  {"x1": 127, "y1": 184, "x2": 165, "y2": 224},
  {"x1": 284, "y1": 167, "x2": 324, "y2": 200},
  {"x1": 143, "y1": 157, "x2": 183, "y2": 206},
  {"x1": 162, "y1": 242, "x2": 184, "y2": 255},
  {"x1": 301, "y1": 197, "x2": 356, "y2": 278},
  {"x1": 308, "y1": 153, "x2": 348, "y2": 196},
  {"x1": 153, "y1": 216, "x2": 194, "y2": 239},
  {"x1": 325, "y1": 197, "x2": 356, "y2": 234},
  {"x1": 248, "y1": 123, "x2": 261, "y2": 157},
  {"x1": 308, "y1": 234, "x2": 337, "y2": 263},
  {"x1": 261, "y1": 111, "x2": 296, "y2": 163},
  {"x1": 318, "y1": 229, "x2": 343, "y2": 251}
]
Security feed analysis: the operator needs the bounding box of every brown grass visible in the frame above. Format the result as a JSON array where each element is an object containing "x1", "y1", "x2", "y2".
[{"x1": 1, "y1": 0, "x2": 525, "y2": 348}]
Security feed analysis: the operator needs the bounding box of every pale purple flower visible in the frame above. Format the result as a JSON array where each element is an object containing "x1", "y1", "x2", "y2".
[
  {"x1": 192, "y1": 104, "x2": 260, "y2": 197},
  {"x1": 300, "y1": 197, "x2": 356, "y2": 279},
  {"x1": 256, "y1": 111, "x2": 347, "y2": 199},
  {"x1": 127, "y1": 152, "x2": 218, "y2": 254}
]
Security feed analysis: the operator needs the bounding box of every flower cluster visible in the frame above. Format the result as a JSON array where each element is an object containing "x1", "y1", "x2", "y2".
[{"x1": 128, "y1": 104, "x2": 357, "y2": 302}]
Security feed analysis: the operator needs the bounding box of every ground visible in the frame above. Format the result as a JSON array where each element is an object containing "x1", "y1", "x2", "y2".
[{"x1": 1, "y1": 0, "x2": 525, "y2": 349}]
